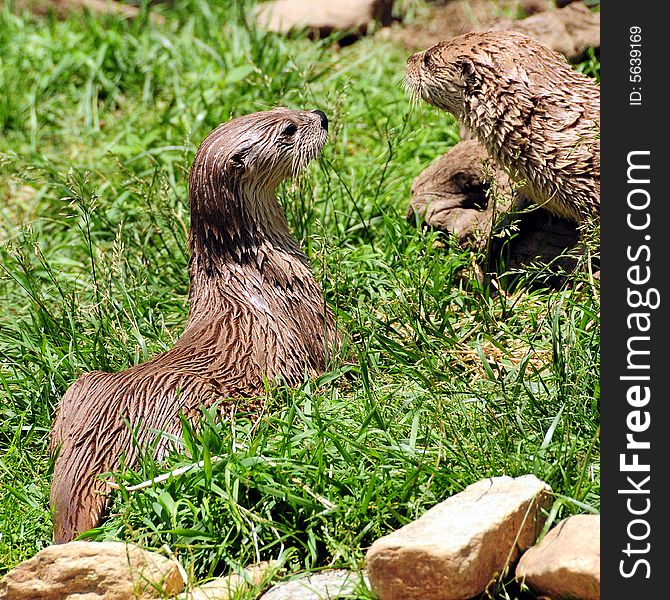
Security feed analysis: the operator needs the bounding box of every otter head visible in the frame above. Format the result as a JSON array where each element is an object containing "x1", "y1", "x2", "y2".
[
  {"x1": 187, "y1": 108, "x2": 329, "y2": 263},
  {"x1": 189, "y1": 108, "x2": 328, "y2": 277},
  {"x1": 405, "y1": 34, "x2": 490, "y2": 118},
  {"x1": 190, "y1": 107, "x2": 329, "y2": 196},
  {"x1": 405, "y1": 31, "x2": 550, "y2": 120}
]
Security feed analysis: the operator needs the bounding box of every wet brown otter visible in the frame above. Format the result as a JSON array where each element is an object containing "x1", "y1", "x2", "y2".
[
  {"x1": 405, "y1": 31, "x2": 600, "y2": 225},
  {"x1": 50, "y1": 108, "x2": 335, "y2": 543}
]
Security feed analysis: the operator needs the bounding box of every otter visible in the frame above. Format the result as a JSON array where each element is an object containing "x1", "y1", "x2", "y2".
[
  {"x1": 405, "y1": 31, "x2": 600, "y2": 225},
  {"x1": 50, "y1": 108, "x2": 336, "y2": 543}
]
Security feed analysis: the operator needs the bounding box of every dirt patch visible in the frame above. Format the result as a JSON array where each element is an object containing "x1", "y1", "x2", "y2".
[
  {"x1": 394, "y1": 0, "x2": 553, "y2": 51},
  {"x1": 393, "y1": 0, "x2": 599, "y2": 62}
]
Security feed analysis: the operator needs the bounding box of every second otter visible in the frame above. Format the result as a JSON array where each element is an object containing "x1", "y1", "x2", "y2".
[
  {"x1": 50, "y1": 108, "x2": 336, "y2": 543},
  {"x1": 405, "y1": 31, "x2": 600, "y2": 225}
]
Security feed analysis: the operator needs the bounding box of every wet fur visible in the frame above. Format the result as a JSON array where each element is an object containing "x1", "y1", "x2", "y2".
[
  {"x1": 405, "y1": 31, "x2": 600, "y2": 224},
  {"x1": 50, "y1": 108, "x2": 336, "y2": 543}
]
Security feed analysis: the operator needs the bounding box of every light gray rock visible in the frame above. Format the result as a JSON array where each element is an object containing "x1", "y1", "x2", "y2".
[
  {"x1": 15, "y1": 0, "x2": 165, "y2": 24},
  {"x1": 366, "y1": 475, "x2": 552, "y2": 600},
  {"x1": 516, "y1": 514, "x2": 600, "y2": 600},
  {"x1": 0, "y1": 541, "x2": 184, "y2": 600},
  {"x1": 260, "y1": 569, "x2": 368, "y2": 600},
  {"x1": 179, "y1": 562, "x2": 274, "y2": 599},
  {"x1": 254, "y1": 0, "x2": 392, "y2": 38}
]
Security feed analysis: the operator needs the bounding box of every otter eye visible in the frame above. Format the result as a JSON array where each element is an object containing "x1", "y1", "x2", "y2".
[
  {"x1": 282, "y1": 123, "x2": 298, "y2": 137},
  {"x1": 422, "y1": 52, "x2": 431, "y2": 68}
]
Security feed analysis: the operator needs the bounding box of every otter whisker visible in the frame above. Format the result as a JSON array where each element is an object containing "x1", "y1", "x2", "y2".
[{"x1": 402, "y1": 76, "x2": 422, "y2": 109}]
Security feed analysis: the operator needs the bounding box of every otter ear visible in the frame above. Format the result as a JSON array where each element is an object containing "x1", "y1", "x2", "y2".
[
  {"x1": 229, "y1": 151, "x2": 246, "y2": 170},
  {"x1": 221, "y1": 150, "x2": 248, "y2": 183},
  {"x1": 456, "y1": 58, "x2": 477, "y2": 88}
]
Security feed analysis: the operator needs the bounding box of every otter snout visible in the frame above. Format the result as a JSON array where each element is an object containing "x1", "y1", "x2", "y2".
[
  {"x1": 404, "y1": 52, "x2": 425, "y2": 99},
  {"x1": 406, "y1": 51, "x2": 423, "y2": 72},
  {"x1": 311, "y1": 109, "x2": 328, "y2": 131}
]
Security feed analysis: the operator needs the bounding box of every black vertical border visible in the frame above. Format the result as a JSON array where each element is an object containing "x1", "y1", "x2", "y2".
[{"x1": 601, "y1": 3, "x2": 668, "y2": 597}]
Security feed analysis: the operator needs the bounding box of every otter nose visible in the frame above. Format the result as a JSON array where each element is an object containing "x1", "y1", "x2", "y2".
[{"x1": 311, "y1": 110, "x2": 328, "y2": 131}]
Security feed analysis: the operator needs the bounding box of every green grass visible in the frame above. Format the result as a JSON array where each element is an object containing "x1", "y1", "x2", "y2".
[{"x1": 0, "y1": 1, "x2": 599, "y2": 596}]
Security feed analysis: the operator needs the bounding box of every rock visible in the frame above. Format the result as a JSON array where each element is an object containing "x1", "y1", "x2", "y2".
[
  {"x1": 260, "y1": 569, "x2": 368, "y2": 600},
  {"x1": 397, "y1": 2, "x2": 598, "y2": 63},
  {"x1": 408, "y1": 139, "x2": 515, "y2": 251},
  {"x1": 557, "y1": 3, "x2": 600, "y2": 59},
  {"x1": 488, "y1": 3, "x2": 600, "y2": 62},
  {"x1": 366, "y1": 475, "x2": 552, "y2": 600},
  {"x1": 0, "y1": 541, "x2": 184, "y2": 600},
  {"x1": 407, "y1": 139, "x2": 581, "y2": 286},
  {"x1": 254, "y1": 0, "x2": 392, "y2": 39},
  {"x1": 396, "y1": 0, "x2": 517, "y2": 50},
  {"x1": 13, "y1": 0, "x2": 165, "y2": 24},
  {"x1": 180, "y1": 562, "x2": 273, "y2": 600},
  {"x1": 516, "y1": 514, "x2": 600, "y2": 600}
]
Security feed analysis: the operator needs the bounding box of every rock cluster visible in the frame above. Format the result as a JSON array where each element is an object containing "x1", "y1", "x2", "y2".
[
  {"x1": 487, "y1": 3, "x2": 600, "y2": 62},
  {"x1": 398, "y1": 2, "x2": 599, "y2": 63},
  {"x1": 363, "y1": 479, "x2": 600, "y2": 600},
  {"x1": 0, "y1": 482, "x2": 599, "y2": 600}
]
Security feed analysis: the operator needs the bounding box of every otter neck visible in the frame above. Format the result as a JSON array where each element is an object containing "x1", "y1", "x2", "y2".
[
  {"x1": 187, "y1": 181, "x2": 308, "y2": 306},
  {"x1": 461, "y1": 80, "x2": 533, "y2": 165}
]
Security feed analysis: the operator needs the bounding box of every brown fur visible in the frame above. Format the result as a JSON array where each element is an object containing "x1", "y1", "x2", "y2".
[
  {"x1": 405, "y1": 31, "x2": 600, "y2": 225},
  {"x1": 50, "y1": 108, "x2": 336, "y2": 543}
]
